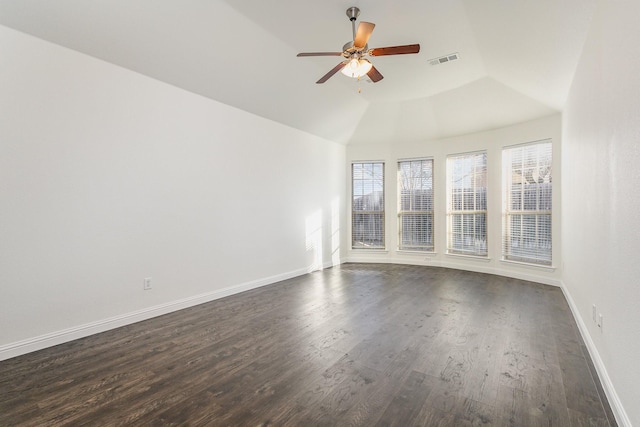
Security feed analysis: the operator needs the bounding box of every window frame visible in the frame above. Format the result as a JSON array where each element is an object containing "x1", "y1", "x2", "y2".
[
  {"x1": 446, "y1": 151, "x2": 488, "y2": 257},
  {"x1": 502, "y1": 140, "x2": 552, "y2": 266},
  {"x1": 397, "y1": 158, "x2": 434, "y2": 252},
  {"x1": 351, "y1": 161, "x2": 385, "y2": 249}
]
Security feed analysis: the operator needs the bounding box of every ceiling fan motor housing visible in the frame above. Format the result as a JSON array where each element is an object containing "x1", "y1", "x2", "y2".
[{"x1": 342, "y1": 41, "x2": 368, "y2": 55}]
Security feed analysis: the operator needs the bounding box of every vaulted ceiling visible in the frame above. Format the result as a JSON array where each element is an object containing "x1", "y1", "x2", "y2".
[{"x1": 0, "y1": 0, "x2": 596, "y2": 144}]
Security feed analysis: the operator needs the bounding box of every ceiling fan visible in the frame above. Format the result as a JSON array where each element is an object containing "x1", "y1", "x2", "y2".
[{"x1": 297, "y1": 6, "x2": 420, "y2": 84}]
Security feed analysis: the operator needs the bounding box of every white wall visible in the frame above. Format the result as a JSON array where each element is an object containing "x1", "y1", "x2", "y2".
[
  {"x1": 0, "y1": 26, "x2": 346, "y2": 359},
  {"x1": 346, "y1": 114, "x2": 562, "y2": 286},
  {"x1": 562, "y1": 2, "x2": 640, "y2": 426}
]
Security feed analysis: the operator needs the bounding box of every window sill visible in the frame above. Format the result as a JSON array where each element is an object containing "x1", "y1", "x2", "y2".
[
  {"x1": 396, "y1": 250, "x2": 437, "y2": 256},
  {"x1": 445, "y1": 253, "x2": 491, "y2": 262},
  {"x1": 500, "y1": 259, "x2": 556, "y2": 272},
  {"x1": 350, "y1": 248, "x2": 389, "y2": 254}
]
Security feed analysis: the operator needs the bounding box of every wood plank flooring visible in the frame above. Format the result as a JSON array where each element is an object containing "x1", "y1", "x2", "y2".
[{"x1": 0, "y1": 263, "x2": 617, "y2": 426}]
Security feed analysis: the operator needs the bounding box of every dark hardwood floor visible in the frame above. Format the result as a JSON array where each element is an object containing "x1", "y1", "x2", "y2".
[{"x1": 0, "y1": 263, "x2": 616, "y2": 426}]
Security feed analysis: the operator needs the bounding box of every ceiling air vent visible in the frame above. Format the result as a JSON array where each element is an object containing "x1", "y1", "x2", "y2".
[{"x1": 429, "y1": 52, "x2": 460, "y2": 66}]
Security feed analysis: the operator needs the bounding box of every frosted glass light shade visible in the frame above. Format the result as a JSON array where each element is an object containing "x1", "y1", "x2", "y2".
[{"x1": 341, "y1": 58, "x2": 373, "y2": 78}]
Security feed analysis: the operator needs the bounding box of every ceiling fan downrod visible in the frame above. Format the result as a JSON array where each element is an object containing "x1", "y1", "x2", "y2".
[{"x1": 346, "y1": 6, "x2": 360, "y2": 40}]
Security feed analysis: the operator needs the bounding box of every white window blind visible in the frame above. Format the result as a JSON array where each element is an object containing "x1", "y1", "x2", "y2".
[
  {"x1": 398, "y1": 159, "x2": 434, "y2": 251},
  {"x1": 447, "y1": 152, "x2": 488, "y2": 256},
  {"x1": 502, "y1": 141, "x2": 552, "y2": 265},
  {"x1": 352, "y1": 162, "x2": 385, "y2": 249}
]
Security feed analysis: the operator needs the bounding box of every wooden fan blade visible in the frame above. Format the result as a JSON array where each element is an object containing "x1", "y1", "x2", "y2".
[
  {"x1": 367, "y1": 65, "x2": 384, "y2": 83},
  {"x1": 354, "y1": 21, "x2": 375, "y2": 48},
  {"x1": 297, "y1": 52, "x2": 343, "y2": 57},
  {"x1": 370, "y1": 44, "x2": 420, "y2": 56},
  {"x1": 316, "y1": 62, "x2": 347, "y2": 84}
]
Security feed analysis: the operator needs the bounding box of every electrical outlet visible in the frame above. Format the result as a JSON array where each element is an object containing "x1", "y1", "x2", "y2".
[
  {"x1": 143, "y1": 277, "x2": 152, "y2": 290},
  {"x1": 598, "y1": 314, "x2": 603, "y2": 331},
  {"x1": 592, "y1": 304, "x2": 597, "y2": 322}
]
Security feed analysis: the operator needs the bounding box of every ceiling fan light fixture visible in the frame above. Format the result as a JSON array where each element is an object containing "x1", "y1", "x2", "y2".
[
  {"x1": 296, "y1": 7, "x2": 420, "y2": 84},
  {"x1": 340, "y1": 58, "x2": 372, "y2": 78}
]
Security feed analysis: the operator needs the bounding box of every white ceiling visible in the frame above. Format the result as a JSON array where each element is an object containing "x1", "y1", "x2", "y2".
[{"x1": 0, "y1": 0, "x2": 596, "y2": 144}]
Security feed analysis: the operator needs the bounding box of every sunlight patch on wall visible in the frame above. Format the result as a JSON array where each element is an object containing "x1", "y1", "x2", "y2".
[
  {"x1": 305, "y1": 210, "x2": 323, "y2": 272},
  {"x1": 331, "y1": 198, "x2": 341, "y2": 266}
]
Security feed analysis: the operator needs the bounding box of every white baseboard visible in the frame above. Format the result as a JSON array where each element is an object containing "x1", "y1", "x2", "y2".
[
  {"x1": 9, "y1": 260, "x2": 623, "y2": 423},
  {"x1": 560, "y1": 281, "x2": 631, "y2": 427},
  {"x1": 343, "y1": 256, "x2": 561, "y2": 287},
  {"x1": 322, "y1": 260, "x2": 338, "y2": 270},
  {"x1": 0, "y1": 266, "x2": 311, "y2": 362}
]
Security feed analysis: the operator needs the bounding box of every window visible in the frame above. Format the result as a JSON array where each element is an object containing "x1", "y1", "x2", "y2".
[
  {"x1": 502, "y1": 141, "x2": 552, "y2": 265},
  {"x1": 398, "y1": 158, "x2": 434, "y2": 251},
  {"x1": 352, "y1": 162, "x2": 385, "y2": 249},
  {"x1": 447, "y1": 152, "x2": 488, "y2": 256}
]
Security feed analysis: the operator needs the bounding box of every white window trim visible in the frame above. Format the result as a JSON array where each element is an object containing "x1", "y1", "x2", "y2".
[
  {"x1": 397, "y1": 157, "x2": 435, "y2": 253},
  {"x1": 446, "y1": 151, "x2": 488, "y2": 257},
  {"x1": 445, "y1": 253, "x2": 492, "y2": 262},
  {"x1": 396, "y1": 250, "x2": 439, "y2": 256},
  {"x1": 502, "y1": 140, "x2": 552, "y2": 266},
  {"x1": 351, "y1": 161, "x2": 385, "y2": 250}
]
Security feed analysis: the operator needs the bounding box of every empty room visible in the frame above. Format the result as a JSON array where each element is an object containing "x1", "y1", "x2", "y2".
[{"x1": 1, "y1": 1, "x2": 638, "y2": 426}]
